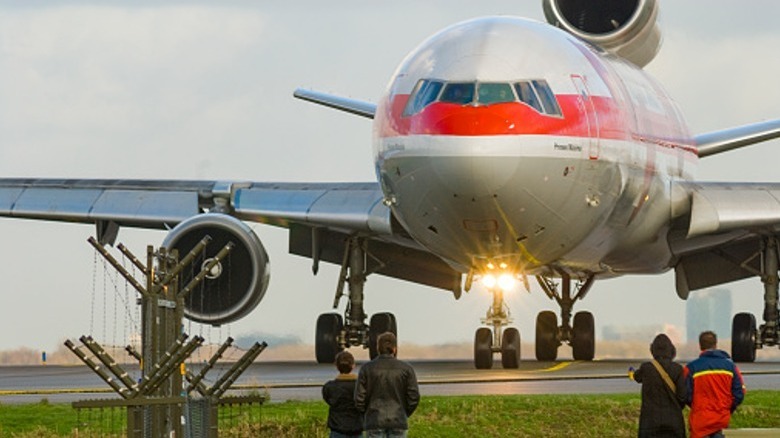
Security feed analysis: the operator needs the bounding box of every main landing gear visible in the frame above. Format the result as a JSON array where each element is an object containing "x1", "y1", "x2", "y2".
[
  {"x1": 732, "y1": 236, "x2": 780, "y2": 362},
  {"x1": 534, "y1": 273, "x2": 596, "y2": 361},
  {"x1": 315, "y1": 236, "x2": 397, "y2": 364}
]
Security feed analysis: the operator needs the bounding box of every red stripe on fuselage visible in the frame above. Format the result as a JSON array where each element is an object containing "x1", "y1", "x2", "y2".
[{"x1": 377, "y1": 93, "x2": 697, "y2": 157}]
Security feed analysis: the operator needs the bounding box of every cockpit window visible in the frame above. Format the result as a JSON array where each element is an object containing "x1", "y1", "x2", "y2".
[
  {"x1": 532, "y1": 80, "x2": 562, "y2": 116},
  {"x1": 402, "y1": 78, "x2": 562, "y2": 117},
  {"x1": 440, "y1": 82, "x2": 475, "y2": 105},
  {"x1": 477, "y1": 83, "x2": 515, "y2": 105},
  {"x1": 514, "y1": 82, "x2": 543, "y2": 113},
  {"x1": 403, "y1": 79, "x2": 444, "y2": 116},
  {"x1": 514, "y1": 79, "x2": 562, "y2": 116}
]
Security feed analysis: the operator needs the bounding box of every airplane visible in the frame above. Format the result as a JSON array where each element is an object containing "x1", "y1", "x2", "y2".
[{"x1": 2, "y1": 0, "x2": 780, "y2": 369}]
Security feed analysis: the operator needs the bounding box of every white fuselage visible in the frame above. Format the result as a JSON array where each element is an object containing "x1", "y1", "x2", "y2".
[{"x1": 372, "y1": 17, "x2": 696, "y2": 278}]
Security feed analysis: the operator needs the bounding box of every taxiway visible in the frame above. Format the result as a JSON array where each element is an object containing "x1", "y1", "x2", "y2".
[{"x1": 2, "y1": 359, "x2": 779, "y2": 404}]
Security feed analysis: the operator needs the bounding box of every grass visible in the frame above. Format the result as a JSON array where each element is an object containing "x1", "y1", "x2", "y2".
[{"x1": 1, "y1": 391, "x2": 779, "y2": 437}]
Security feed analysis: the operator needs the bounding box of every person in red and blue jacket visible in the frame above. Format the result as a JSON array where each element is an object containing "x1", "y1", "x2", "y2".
[{"x1": 684, "y1": 331, "x2": 745, "y2": 438}]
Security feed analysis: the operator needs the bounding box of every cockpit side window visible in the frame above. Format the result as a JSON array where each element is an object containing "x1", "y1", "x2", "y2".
[
  {"x1": 403, "y1": 79, "x2": 444, "y2": 116},
  {"x1": 531, "y1": 80, "x2": 562, "y2": 116},
  {"x1": 477, "y1": 83, "x2": 515, "y2": 105},
  {"x1": 514, "y1": 82, "x2": 543, "y2": 113},
  {"x1": 515, "y1": 80, "x2": 562, "y2": 116},
  {"x1": 440, "y1": 82, "x2": 475, "y2": 105}
]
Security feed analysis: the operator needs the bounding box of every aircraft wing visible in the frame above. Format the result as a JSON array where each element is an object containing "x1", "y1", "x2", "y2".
[
  {"x1": 670, "y1": 181, "x2": 780, "y2": 298},
  {"x1": 0, "y1": 178, "x2": 463, "y2": 294},
  {"x1": 293, "y1": 88, "x2": 376, "y2": 119},
  {"x1": 695, "y1": 119, "x2": 780, "y2": 157}
]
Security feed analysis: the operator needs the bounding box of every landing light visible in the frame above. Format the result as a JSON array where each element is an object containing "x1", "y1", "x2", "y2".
[
  {"x1": 481, "y1": 274, "x2": 497, "y2": 289},
  {"x1": 498, "y1": 273, "x2": 516, "y2": 291},
  {"x1": 480, "y1": 272, "x2": 517, "y2": 291}
]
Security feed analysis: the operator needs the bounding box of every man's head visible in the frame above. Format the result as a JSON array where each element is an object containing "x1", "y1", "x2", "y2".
[
  {"x1": 699, "y1": 330, "x2": 718, "y2": 351},
  {"x1": 335, "y1": 351, "x2": 355, "y2": 374},
  {"x1": 377, "y1": 332, "x2": 397, "y2": 356}
]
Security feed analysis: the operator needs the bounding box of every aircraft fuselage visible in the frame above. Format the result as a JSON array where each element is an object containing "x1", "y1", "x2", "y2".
[{"x1": 373, "y1": 17, "x2": 697, "y2": 278}]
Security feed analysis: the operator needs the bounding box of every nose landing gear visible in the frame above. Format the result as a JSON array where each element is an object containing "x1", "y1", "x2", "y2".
[{"x1": 474, "y1": 286, "x2": 521, "y2": 369}]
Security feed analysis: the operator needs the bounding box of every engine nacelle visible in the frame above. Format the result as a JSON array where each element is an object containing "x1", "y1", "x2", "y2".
[
  {"x1": 162, "y1": 213, "x2": 270, "y2": 325},
  {"x1": 543, "y1": 0, "x2": 661, "y2": 67}
]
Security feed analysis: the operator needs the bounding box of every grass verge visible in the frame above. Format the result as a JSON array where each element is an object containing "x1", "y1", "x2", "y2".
[{"x1": 1, "y1": 391, "x2": 779, "y2": 437}]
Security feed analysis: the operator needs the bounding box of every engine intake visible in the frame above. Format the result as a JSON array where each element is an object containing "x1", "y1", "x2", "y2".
[
  {"x1": 162, "y1": 213, "x2": 270, "y2": 325},
  {"x1": 543, "y1": 0, "x2": 661, "y2": 67}
]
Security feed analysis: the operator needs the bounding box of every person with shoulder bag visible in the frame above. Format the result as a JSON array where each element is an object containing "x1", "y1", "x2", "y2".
[{"x1": 630, "y1": 333, "x2": 687, "y2": 437}]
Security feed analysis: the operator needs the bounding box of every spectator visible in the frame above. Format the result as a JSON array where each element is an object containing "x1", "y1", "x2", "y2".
[
  {"x1": 322, "y1": 351, "x2": 363, "y2": 438},
  {"x1": 685, "y1": 331, "x2": 746, "y2": 438},
  {"x1": 631, "y1": 333, "x2": 687, "y2": 437},
  {"x1": 355, "y1": 332, "x2": 420, "y2": 438}
]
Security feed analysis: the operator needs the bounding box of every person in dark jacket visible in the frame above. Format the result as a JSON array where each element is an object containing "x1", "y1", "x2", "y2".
[
  {"x1": 355, "y1": 332, "x2": 420, "y2": 438},
  {"x1": 685, "y1": 331, "x2": 745, "y2": 438},
  {"x1": 322, "y1": 351, "x2": 363, "y2": 438},
  {"x1": 631, "y1": 333, "x2": 687, "y2": 438}
]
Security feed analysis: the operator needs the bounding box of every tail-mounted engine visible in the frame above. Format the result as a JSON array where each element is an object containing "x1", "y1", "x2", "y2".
[
  {"x1": 162, "y1": 213, "x2": 270, "y2": 325},
  {"x1": 542, "y1": 0, "x2": 661, "y2": 67}
]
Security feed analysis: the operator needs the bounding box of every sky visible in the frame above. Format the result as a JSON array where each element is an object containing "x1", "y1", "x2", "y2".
[{"x1": 1, "y1": 1, "x2": 780, "y2": 356}]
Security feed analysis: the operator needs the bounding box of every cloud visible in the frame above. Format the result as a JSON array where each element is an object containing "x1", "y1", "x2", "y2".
[{"x1": 0, "y1": 5, "x2": 268, "y2": 176}]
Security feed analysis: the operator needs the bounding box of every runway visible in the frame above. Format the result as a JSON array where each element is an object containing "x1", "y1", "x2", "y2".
[{"x1": 2, "y1": 359, "x2": 779, "y2": 404}]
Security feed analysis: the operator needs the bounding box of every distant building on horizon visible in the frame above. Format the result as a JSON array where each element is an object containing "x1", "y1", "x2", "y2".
[
  {"x1": 686, "y1": 288, "x2": 732, "y2": 343},
  {"x1": 602, "y1": 324, "x2": 682, "y2": 344}
]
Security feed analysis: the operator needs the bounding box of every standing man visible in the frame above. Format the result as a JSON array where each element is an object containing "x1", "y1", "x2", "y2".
[
  {"x1": 355, "y1": 332, "x2": 420, "y2": 438},
  {"x1": 685, "y1": 331, "x2": 746, "y2": 438},
  {"x1": 322, "y1": 351, "x2": 363, "y2": 438}
]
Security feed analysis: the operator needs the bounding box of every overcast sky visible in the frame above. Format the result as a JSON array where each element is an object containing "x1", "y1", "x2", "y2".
[{"x1": 1, "y1": 1, "x2": 780, "y2": 357}]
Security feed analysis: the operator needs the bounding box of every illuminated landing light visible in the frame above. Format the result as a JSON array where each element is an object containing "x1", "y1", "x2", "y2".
[
  {"x1": 482, "y1": 274, "x2": 497, "y2": 289},
  {"x1": 498, "y1": 273, "x2": 516, "y2": 291},
  {"x1": 481, "y1": 272, "x2": 517, "y2": 291}
]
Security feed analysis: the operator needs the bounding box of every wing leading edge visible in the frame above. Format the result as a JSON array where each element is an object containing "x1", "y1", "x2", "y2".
[{"x1": 0, "y1": 178, "x2": 463, "y2": 294}]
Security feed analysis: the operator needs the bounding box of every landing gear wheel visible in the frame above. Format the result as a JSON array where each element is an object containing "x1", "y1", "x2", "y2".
[
  {"x1": 535, "y1": 311, "x2": 559, "y2": 361},
  {"x1": 501, "y1": 327, "x2": 521, "y2": 369},
  {"x1": 369, "y1": 312, "x2": 397, "y2": 359},
  {"x1": 572, "y1": 311, "x2": 595, "y2": 361},
  {"x1": 315, "y1": 313, "x2": 343, "y2": 364},
  {"x1": 732, "y1": 312, "x2": 757, "y2": 363},
  {"x1": 474, "y1": 327, "x2": 494, "y2": 369}
]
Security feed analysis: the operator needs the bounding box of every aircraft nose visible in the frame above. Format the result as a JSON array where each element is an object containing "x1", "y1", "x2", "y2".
[
  {"x1": 429, "y1": 150, "x2": 521, "y2": 198},
  {"x1": 420, "y1": 105, "x2": 521, "y2": 136}
]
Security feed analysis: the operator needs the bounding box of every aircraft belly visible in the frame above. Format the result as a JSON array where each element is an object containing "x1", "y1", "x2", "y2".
[{"x1": 381, "y1": 154, "x2": 620, "y2": 270}]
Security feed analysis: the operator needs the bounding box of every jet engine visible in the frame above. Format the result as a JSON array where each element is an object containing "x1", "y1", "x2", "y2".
[
  {"x1": 162, "y1": 213, "x2": 270, "y2": 325},
  {"x1": 542, "y1": 0, "x2": 661, "y2": 67}
]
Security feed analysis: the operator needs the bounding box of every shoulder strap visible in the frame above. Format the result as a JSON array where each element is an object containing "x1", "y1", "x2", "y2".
[{"x1": 651, "y1": 359, "x2": 676, "y2": 393}]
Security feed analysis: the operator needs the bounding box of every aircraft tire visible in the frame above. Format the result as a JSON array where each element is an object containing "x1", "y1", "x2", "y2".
[
  {"x1": 474, "y1": 327, "x2": 494, "y2": 369},
  {"x1": 315, "y1": 313, "x2": 343, "y2": 364},
  {"x1": 572, "y1": 311, "x2": 595, "y2": 361},
  {"x1": 501, "y1": 327, "x2": 521, "y2": 369},
  {"x1": 732, "y1": 312, "x2": 757, "y2": 363},
  {"x1": 369, "y1": 312, "x2": 397, "y2": 359},
  {"x1": 535, "y1": 311, "x2": 558, "y2": 361}
]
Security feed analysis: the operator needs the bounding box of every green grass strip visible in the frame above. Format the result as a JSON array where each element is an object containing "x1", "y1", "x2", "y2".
[{"x1": 1, "y1": 391, "x2": 779, "y2": 437}]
